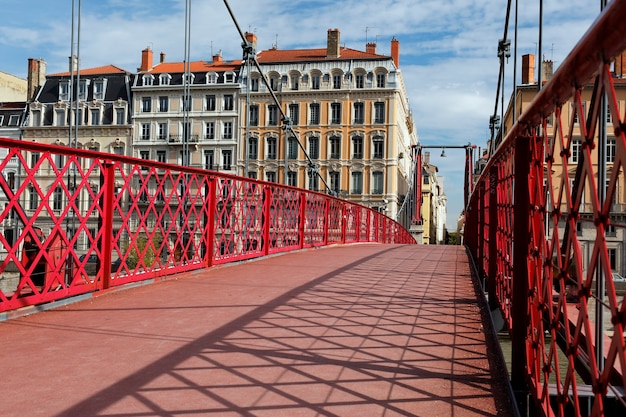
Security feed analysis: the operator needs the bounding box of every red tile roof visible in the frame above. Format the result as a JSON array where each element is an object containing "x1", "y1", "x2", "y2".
[
  {"x1": 49, "y1": 65, "x2": 130, "y2": 77},
  {"x1": 145, "y1": 60, "x2": 242, "y2": 74},
  {"x1": 256, "y1": 47, "x2": 388, "y2": 63}
]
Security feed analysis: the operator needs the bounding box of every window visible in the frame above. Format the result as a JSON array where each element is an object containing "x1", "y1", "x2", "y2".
[
  {"x1": 266, "y1": 172, "x2": 276, "y2": 182},
  {"x1": 55, "y1": 154, "x2": 64, "y2": 169},
  {"x1": 572, "y1": 102, "x2": 586, "y2": 124},
  {"x1": 290, "y1": 74, "x2": 299, "y2": 90},
  {"x1": 75, "y1": 108, "x2": 83, "y2": 126},
  {"x1": 329, "y1": 136, "x2": 341, "y2": 159},
  {"x1": 183, "y1": 73, "x2": 195, "y2": 85},
  {"x1": 55, "y1": 109, "x2": 66, "y2": 126},
  {"x1": 351, "y1": 172, "x2": 363, "y2": 194},
  {"x1": 607, "y1": 138, "x2": 616, "y2": 163},
  {"x1": 205, "y1": 122, "x2": 215, "y2": 139},
  {"x1": 115, "y1": 108, "x2": 125, "y2": 125},
  {"x1": 330, "y1": 172, "x2": 340, "y2": 194},
  {"x1": 156, "y1": 150, "x2": 167, "y2": 163},
  {"x1": 223, "y1": 122, "x2": 233, "y2": 139},
  {"x1": 332, "y1": 74, "x2": 342, "y2": 89},
  {"x1": 204, "y1": 150, "x2": 215, "y2": 170},
  {"x1": 206, "y1": 72, "x2": 217, "y2": 84},
  {"x1": 309, "y1": 136, "x2": 319, "y2": 159},
  {"x1": 308, "y1": 170, "x2": 319, "y2": 191},
  {"x1": 267, "y1": 137, "x2": 277, "y2": 160},
  {"x1": 311, "y1": 74, "x2": 320, "y2": 90},
  {"x1": 376, "y1": 73, "x2": 386, "y2": 88},
  {"x1": 268, "y1": 105, "x2": 279, "y2": 126},
  {"x1": 289, "y1": 104, "x2": 299, "y2": 125},
  {"x1": 374, "y1": 102, "x2": 385, "y2": 124},
  {"x1": 182, "y1": 96, "x2": 192, "y2": 111},
  {"x1": 249, "y1": 105, "x2": 259, "y2": 126},
  {"x1": 30, "y1": 152, "x2": 40, "y2": 170},
  {"x1": 159, "y1": 74, "x2": 171, "y2": 85},
  {"x1": 139, "y1": 150, "x2": 150, "y2": 160},
  {"x1": 352, "y1": 136, "x2": 363, "y2": 159},
  {"x1": 59, "y1": 82, "x2": 70, "y2": 101},
  {"x1": 90, "y1": 109, "x2": 100, "y2": 125},
  {"x1": 141, "y1": 123, "x2": 151, "y2": 140},
  {"x1": 355, "y1": 74, "x2": 364, "y2": 88},
  {"x1": 224, "y1": 94, "x2": 234, "y2": 111},
  {"x1": 159, "y1": 96, "x2": 169, "y2": 112},
  {"x1": 354, "y1": 102, "x2": 364, "y2": 124},
  {"x1": 206, "y1": 95, "x2": 216, "y2": 111},
  {"x1": 372, "y1": 171, "x2": 384, "y2": 194},
  {"x1": 310, "y1": 103, "x2": 320, "y2": 125},
  {"x1": 8, "y1": 115, "x2": 19, "y2": 126},
  {"x1": 78, "y1": 80, "x2": 89, "y2": 100},
  {"x1": 248, "y1": 137, "x2": 258, "y2": 159},
  {"x1": 143, "y1": 74, "x2": 154, "y2": 86},
  {"x1": 93, "y1": 80, "x2": 105, "y2": 100},
  {"x1": 571, "y1": 139, "x2": 582, "y2": 163},
  {"x1": 373, "y1": 136, "x2": 384, "y2": 159},
  {"x1": 7, "y1": 172, "x2": 15, "y2": 191},
  {"x1": 222, "y1": 150, "x2": 232, "y2": 170},
  {"x1": 287, "y1": 171, "x2": 297, "y2": 187},
  {"x1": 158, "y1": 123, "x2": 168, "y2": 140},
  {"x1": 331, "y1": 102, "x2": 341, "y2": 124},
  {"x1": 251, "y1": 77, "x2": 259, "y2": 91},
  {"x1": 609, "y1": 248, "x2": 617, "y2": 270},
  {"x1": 288, "y1": 137, "x2": 298, "y2": 159},
  {"x1": 141, "y1": 97, "x2": 151, "y2": 112},
  {"x1": 270, "y1": 76, "x2": 279, "y2": 91},
  {"x1": 29, "y1": 186, "x2": 39, "y2": 210},
  {"x1": 224, "y1": 72, "x2": 235, "y2": 83},
  {"x1": 52, "y1": 187, "x2": 63, "y2": 211}
]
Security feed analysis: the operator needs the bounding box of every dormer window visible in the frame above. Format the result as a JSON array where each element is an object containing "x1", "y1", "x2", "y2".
[
  {"x1": 224, "y1": 72, "x2": 235, "y2": 83},
  {"x1": 206, "y1": 72, "x2": 218, "y2": 84},
  {"x1": 59, "y1": 81, "x2": 70, "y2": 101},
  {"x1": 159, "y1": 73, "x2": 171, "y2": 85},
  {"x1": 142, "y1": 74, "x2": 154, "y2": 86},
  {"x1": 78, "y1": 80, "x2": 90, "y2": 100},
  {"x1": 93, "y1": 79, "x2": 106, "y2": 100},
  {"x1": 184, "y1": 73, "x2": 195, "y2": 85}
]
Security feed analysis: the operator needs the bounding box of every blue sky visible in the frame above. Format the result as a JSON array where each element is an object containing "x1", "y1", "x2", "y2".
[{"x1": 0, "y1": 0, "x2": 601, "y2": 227}]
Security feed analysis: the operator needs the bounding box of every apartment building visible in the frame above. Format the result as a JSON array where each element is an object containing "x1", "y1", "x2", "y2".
[
  {"x1": 20, "y1": 62, "x2": 133, "y2": 251},
  {"x1": 500, "y1": 53, "x2": 626, "y2": 275},
  {"x1": 239, "y1": 29, "x2": 418, "y2": 218},
  {"x1": 133, "y1": 48, "x2": 242, "y2": 173}
]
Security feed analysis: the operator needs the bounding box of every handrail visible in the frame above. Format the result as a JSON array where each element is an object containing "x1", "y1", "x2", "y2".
[{"x1": 0, "y1": 137, "x2": 414, "y2": 314}]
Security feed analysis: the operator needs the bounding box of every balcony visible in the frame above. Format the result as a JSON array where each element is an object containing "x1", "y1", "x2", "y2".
[{"x1": 168, "y1": 135, "x2": 199, "y2": 144}]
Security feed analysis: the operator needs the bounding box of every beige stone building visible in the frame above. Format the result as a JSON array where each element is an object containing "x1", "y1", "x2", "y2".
[{"x1": 239, "y1": 29, "x2": 418, "y2": 219}]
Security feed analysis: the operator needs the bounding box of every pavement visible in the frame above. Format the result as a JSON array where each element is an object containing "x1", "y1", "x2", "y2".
[{"x1": 0, "y1": 243, "x2": 516, "y2": 417}]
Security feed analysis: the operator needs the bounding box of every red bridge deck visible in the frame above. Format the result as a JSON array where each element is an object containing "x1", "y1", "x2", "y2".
[{"x1": 0, "y1": 244, "x2": 515, "y2": 417}]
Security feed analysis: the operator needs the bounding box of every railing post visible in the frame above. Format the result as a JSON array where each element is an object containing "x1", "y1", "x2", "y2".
[
  {"x1": 263, "y1": 185, "x2": 272, "y2": 255},
  {"x1": 205, "y1": 177, "x2": 217, "y2": 267},
  {"x1": 99, "y1": 160, "x2": 116, "y2": 290},
  {"x1": 341, "y1": 204, "x2": 347, "y2": 244},
  {"x1": 323, "y1": 197, "x2": 330, "y2": 245},
  {"x1": 512, "y1": 137, "x2": 531, "y2": 399},
  {"x1": 488, "y1": 168, "x2": 498, "y2": 309},
  {"x1": 299, "y1": 191, "x2": 307, "y2": 248}
]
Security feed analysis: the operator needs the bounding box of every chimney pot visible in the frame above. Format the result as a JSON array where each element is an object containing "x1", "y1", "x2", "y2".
[
  {"x1": 160, "y1": 52, "x2": 166, "y2": 64},
  {"x1": 391, "y1": 37, "x2": 400, "y2": 68},
  {"x1": 27, "y1": 58, "x2": 46, "y2": 101},
  {"x1": 366, "y1": 42, "x2": 376, "y2": 54}
]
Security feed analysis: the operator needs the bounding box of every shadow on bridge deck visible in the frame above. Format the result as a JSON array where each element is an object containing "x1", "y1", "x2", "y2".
[{"x1": 0, "y1": 244, "x2": 515, "y2": 417}]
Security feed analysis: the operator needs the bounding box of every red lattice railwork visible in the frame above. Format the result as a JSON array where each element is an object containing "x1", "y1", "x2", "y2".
[
  {"x1": 466, "y1": 2, "x2": 626, "y2": 416},
  {"x1": 0, "y1": 138, "x2": 414, "y2": 313}
]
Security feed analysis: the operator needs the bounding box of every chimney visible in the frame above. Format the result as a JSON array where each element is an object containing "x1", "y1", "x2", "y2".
[
  {"x1": 366, "y1": 42, "x2": 376, "y2": 54},
  {"x1": 327, "y1": 28, "x2": 340, "y2": 58},
  {"x1": 522, "y1": 54, "x2": 535, "y2": 84},
  {"x1": 160, "y1": 52, "x2": 166, "y2": 64},
  {"x1": 424, "y1": 151, "x2": 430, "y2": 165},
  {"x1": 391, "y1": 37, "x2": 400, "y2": 68},
  {"x1": 541, "y1": 60, "x2": 553, "y2": 83},
  {"x1": 245, "y1": 32, "x2": 258, "y2": 53},
  {"x1": 27, "y1": 58, "x2": 46, "y2": 101},
  {"x1": 212, "y1": 52, "x2": 223, "y2": 64},
  {"x1": 140, "y1": 47, "x2": 153, "y2": 71},
  {"x1": 615, "y1": 51, "x2": 626, "y2": 77},
  {"x1": 68, "y1": 55, "x2": 78, "y2": 74}
]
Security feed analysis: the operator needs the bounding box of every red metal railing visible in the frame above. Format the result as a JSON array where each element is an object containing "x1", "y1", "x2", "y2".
[
  {"x1": 0, "y1": 137, "x2": 414, "y2": 314},
  {"x1": 466, "y1": 1, "x2": 626, "y2": 416}
]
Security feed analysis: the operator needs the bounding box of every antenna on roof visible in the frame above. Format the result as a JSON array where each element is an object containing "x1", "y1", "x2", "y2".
[
  {"x1": 273, "y1": 34, "x2": 278, "y2": 49},
  {"x1": 365, "y1": 26, "x2": 378, "y2": 43}
]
